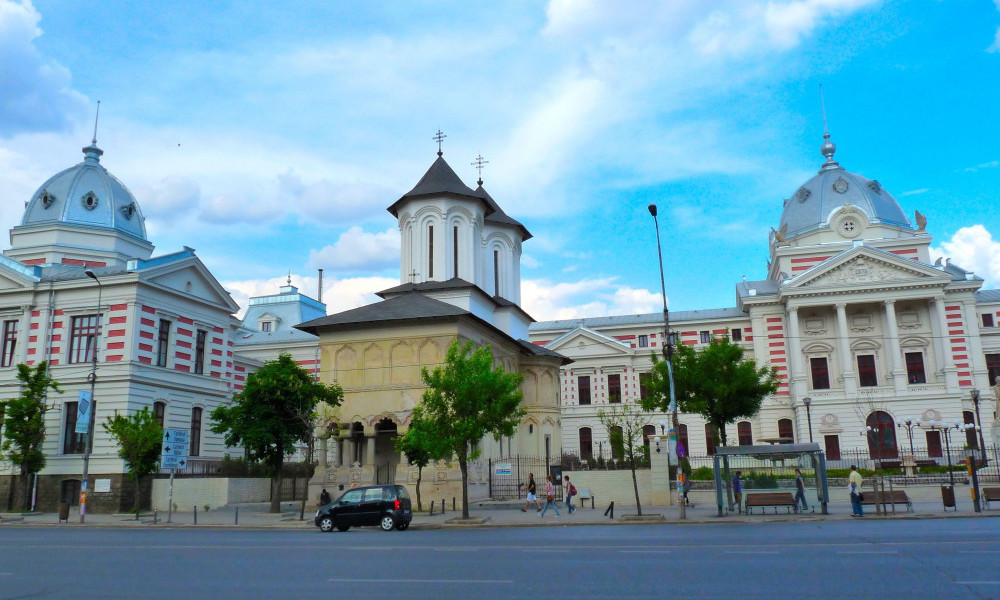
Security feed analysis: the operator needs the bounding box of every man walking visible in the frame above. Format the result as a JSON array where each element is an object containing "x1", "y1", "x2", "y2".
[
  {"x1": 793, "y1": 468, "x2": 808, "y2": 512},
  {"x1": 732, "y1": 471, "x2": 743, "y2": 513},
  {"x1": 563, "y1": 475, "x2": 577, "y2": 514},
  {"x1": 849, "y1": 465, "x2": 864, "y2": 517},
  {"x1": 520, "y1": 473, "x2": 542, "y2": 512}
]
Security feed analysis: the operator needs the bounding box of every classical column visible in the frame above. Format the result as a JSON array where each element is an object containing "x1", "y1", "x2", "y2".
[
  {"x1": 835, "y1": 302, "x2": 857, "y2": 395},
  {"x1": 786, "y1": 306, "x2": 806, "y2": 398},
  {"x1": 343, "y1": 439, "x2": 354, "y2": 466},
  {"x1": 883, "y1": 300, "x2": 906, "y2": 393},
  {"x1": 15, "y1": 305, "x2": 32, "y2": 365},
  {"x1": 366, "y1": 435, "x2": 376, "y2": 465},
  {"x1": 930, "y1": 297, "x2": 958, "y2": 390},
  {"x1": 318, "y1": 438, "x2": 328, "y2": 469}
]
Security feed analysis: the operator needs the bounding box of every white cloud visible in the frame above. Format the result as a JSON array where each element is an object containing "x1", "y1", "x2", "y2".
[
  {"x1": 307, "y1": 226, "x2": 400, "y2": 271},
  {"x1": 0, "y1": 0, "x2": 87, "y2": 135},
  {"x1": 224, "y1": 273, "x2": 397, "y2": 318},
  {"x1": 963, "y1": 160, "x2": 1000, "y2": 173},
  {"x1": 522, "y1": 277, "x2": 663, "y2": 320},
  {"x1": 930, "y1": 225, "x2": 1000, "y2": 287},
  {"x1": 898, "y1": 188, "x2": 930, "y2": 197},
  {"x1": 521, "y1": 254, "x2": 541, "y2": 268},
  {"x1": 990, "y1": 27, "x2": 1000, "y2": 53}
]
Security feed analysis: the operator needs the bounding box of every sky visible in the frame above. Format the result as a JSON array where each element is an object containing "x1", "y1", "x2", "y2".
[{"x1": 2, "y1": 0, "x2": 999, "y2": 321}]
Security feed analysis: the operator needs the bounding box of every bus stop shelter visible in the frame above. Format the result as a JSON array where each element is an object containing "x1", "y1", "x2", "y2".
[{"x1": 713, "y1": 443, "x2": 830, "y2": 516}]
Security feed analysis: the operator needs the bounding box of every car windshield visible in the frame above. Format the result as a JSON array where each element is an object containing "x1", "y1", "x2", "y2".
[{"x1": 338, "y1": 489, "x2": 363, "y2": 504}]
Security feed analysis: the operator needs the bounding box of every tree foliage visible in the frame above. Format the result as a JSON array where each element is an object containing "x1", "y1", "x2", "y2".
[
  {"x1": 394, "y1": 414, "x2": 446, "y2": 512},
  {"x1": 415, "y1": 339, "x2": 524, "y2": 518},
  {"x1": 1, "y1": 362, "x2": 61, "y2": 511},
  {"x1": 642, "y1": 337, "x2": 779, "y2": 447},
  {"x1": 103, "y1": 407, "x2": 163, "y2": 515},
  {"x1": 598, "y1": 403, "x2": 648, "y2": 515},
  {"x1": 210, "y1": 353, "x2": 343, "y2": 512}
]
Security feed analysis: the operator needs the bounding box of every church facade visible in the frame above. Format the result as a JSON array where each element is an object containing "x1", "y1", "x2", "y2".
[
  {"x1": 529, "y1": 132, "x2": 1000, "y2": 466},
  {"x1": 297, "y1": 151, "x2": 568, "y2": 504},
  {"x1": 0, "y1": 139, "x2": 255, "y2": 512}
]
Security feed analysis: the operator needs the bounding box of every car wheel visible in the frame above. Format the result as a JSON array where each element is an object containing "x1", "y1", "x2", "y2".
[
  {"x1": 396, "y1": 521, "x2": 409, "y2": 531},
  {"x1": 318, "y1": 517, "x2": 334, "y2": 533},
  {"x1": 380, "y1": 514, "x2": 396, "y2": 531},
  {"x1": 336, "y1": 525, "x2": 349, "y2": 532}
]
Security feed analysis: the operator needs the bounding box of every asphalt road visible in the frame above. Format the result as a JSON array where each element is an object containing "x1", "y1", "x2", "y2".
[{"x1": 1, "y1": 518, "x2": 998, "y2": 600}]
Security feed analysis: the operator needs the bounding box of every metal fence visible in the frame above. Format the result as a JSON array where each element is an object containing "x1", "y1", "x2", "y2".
[
  {"x1": 374, "y1": 462, "x2": 396, "y2": 485},
  {"x1": 559, "y1": 452, "x2": 651, "y2": 471},
  {"x1": 488, "y1": 455, "x2": 560, "y2": 500}
]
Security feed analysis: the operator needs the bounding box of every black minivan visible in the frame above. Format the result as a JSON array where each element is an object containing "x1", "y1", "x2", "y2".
[{"x1": 315, "y1": 484, "x2": 413, "y2": 532}]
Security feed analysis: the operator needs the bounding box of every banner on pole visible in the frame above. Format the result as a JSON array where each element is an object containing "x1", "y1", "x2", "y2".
[{"x1": 76, "y1": 391, "x2": 92, "y2": 434}]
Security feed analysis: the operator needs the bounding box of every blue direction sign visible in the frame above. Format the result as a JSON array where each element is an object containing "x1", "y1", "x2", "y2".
[{"x1": 161, "y1": 428, "x2": 190, "y2": 470}]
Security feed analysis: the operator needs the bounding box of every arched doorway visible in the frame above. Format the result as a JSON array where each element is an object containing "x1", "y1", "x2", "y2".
[
  {"x1": 374, "y1": 417, "x2": 399, "y2": 465},
  {"x1": 866, "y1": 411, "x2": 898, "y2": 460}
]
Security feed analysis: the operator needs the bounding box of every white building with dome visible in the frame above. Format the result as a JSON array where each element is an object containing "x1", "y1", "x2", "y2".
[
  {"x1": 0, "y1": 137, "x2": 257, "y2": 513},
  {"x1": 529, "y1": 131, "x2": 1000, "y2": 465}
]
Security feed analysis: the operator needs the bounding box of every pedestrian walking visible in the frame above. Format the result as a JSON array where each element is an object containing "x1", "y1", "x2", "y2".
[
  {"x1": 793, "y1": 468, "x2": 808, "y2": 512},
  {"x1": 849, "y1": 465, "x2": 864, "y2": 517},
  {"x1": 732, "y1": 471, "x2": 743, "y2": 513},
  {"x1": 520, "y1": 473, "x2": 542, "y2": 512},
  {"x1": 540, "y1": 475, "x2": 561, "y2": 517},
  {"x1": 319, "y1": 488, "x2": 332, "y2": 507},
  {"x1": 563, "y1": 475, "x2": 577, "y2": 513},
  {"x1": 679, "y1": 472, "x2": 692, "y2": 506}
]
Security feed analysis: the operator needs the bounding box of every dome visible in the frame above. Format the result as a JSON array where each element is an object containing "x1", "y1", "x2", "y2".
[
  {"x1": 20, "y1": 143, "x2": 147, "y2": 241},
  {"x1": 778, "y1": 136, "x2": 912, "y2": 239}
]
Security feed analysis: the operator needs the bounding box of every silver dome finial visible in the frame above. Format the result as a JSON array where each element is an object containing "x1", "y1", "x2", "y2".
[
  {"x1": 819, "y1": 84, "x2": 839, "y2": 172},
  {"x1": 82, "y1": 100, "x2": 104, "y2": 164}
]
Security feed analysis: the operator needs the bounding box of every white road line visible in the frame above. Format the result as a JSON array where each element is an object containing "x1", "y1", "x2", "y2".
[
  {"x1": 837, "y1": 551, "x2": 898, "y2": 555},
  {"x1": 725, "y1": 550, "x2": 779, "y2": 554},
  {"x1": 329, "y1": 578, "x2": 513, "y2": 584},
  {"x1": 621, "y1": 550, "x2": 671, "y2": 554},
  {"x1": 956, "y1": 582, "x2": 1000, "y2": 585},
  {"x1": 958, "y1": 550, "x2": 1000, "y2": 554},
  {"x1": 524, "y1": 549, "x2": 571, "y2": 553}
]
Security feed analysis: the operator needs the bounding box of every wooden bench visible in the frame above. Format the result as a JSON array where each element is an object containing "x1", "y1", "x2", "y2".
[
  {"x1": 860, "y1": 490, "x2": 913, "y2": 512},
  {"x1": 983, "y1": 487, "x2": 1000, "y2": 510},
  {"x1": 744, "y1": 492, "x2": 797, "y2": 514}
]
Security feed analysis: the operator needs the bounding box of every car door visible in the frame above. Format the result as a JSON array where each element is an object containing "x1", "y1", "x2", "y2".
[
  {"x1": 357, "y1": 486, "x2": 387, "y2": 526},
  {"x1": 333, "y1": 489, "x2": 363, "y2": 525}
]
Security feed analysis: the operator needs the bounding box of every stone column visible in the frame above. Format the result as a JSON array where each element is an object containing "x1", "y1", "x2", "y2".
[
  {"x1": 15, "y1": 305, "x2": 32, "y2": 365},
  {"x1": 930, "y1": 297, "x2": 958, "y2": 390},
  {"x1": 343, "y1": 439, "x2": 354, "y2": 466},
  {"x1": 786, "y1": 306, "x2": 806, "y2": 398},
  {"x1": 835, "y1": 302, "x2": 857, "y2": 395},
  {"x1": 883, "y1": 300, "x2": 906, "y2": 393},
  {"x1": 366, "y1": 436, "x2": 376, "y2": 465}
]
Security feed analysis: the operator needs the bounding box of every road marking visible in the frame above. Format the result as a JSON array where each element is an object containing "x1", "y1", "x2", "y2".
[
  {"x1": 959, "y1": 550, "x2": 1000, "y2": 554},
  {"x1": 725, "y1": 550, "x2": 779, "y2": 554},
  {"x1": 620, "y1": 550, "x2": 671, "y2": 554},
  {"x1": 329, "y1": 578, "x2": 513, "y2": 584},
  {"x1": 524, "y1": 549, "x2": 570, "y2": 553},
  {"x1": 956, "y1": 582, "x2": 1000, "y2": 585},
  {"x1": 837, "y1": 551, "x2": 898, "y2": 555}
]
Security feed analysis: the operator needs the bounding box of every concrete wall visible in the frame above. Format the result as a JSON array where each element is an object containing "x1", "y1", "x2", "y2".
[
  {"x1": 151, "y1": 478, "x2": 271, "y2": 510},
  {"x1": 565, "y1": 469, "x2": 652, "y2": 507}
]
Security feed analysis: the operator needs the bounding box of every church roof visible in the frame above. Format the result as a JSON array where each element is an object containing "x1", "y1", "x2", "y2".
[
  {"x1": 19, "y1": 142, "x2": 148, "y2": 242},
  {"x1": 296, "y1": 292, "x2": 470, "y2": 333},
  {"x1": 475, "y1": 184, "x2": 532, "y2": 240},
  {"x1": 387, "y1": 154, "x2": 479, "y2": 216},
  {"x1": 530, "y1": 307, "x2": 745, "y2": 332},
  {"x1": 376, "y1": 277, "x2": 480, "y2": 298}
]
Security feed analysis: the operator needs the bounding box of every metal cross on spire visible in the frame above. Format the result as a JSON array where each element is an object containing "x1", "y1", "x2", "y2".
[
  {"x1": 433, "y1": 129, "x2": 447, "y2": 156},
  {"x1": 407, "y1": 268, "x2": 419, "y2": 283},
  {"x1": 471, "y1": 154, "x2": 489, "y2": 186}
]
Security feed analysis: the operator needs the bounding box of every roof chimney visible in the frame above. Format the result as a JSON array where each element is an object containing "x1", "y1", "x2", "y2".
[{"x1": 317, "y1": 268, "x2": 323, "y2": 303}]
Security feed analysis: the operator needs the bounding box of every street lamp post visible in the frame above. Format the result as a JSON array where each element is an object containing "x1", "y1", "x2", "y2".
[
  {"x1": 79, "y1": 269, "x2": 102, "y2": 523},
  {"x1": 926, "y1": 420, "x2": 959, "y2": 488},
  {"x1": 896, "y1": 416, "x2": 920, "y2": 457},
  {"x1": 802, "y1": 397, "x2": 813, "y2": 444},
  {"x1": 971, "y1": 389, "x2": 988, "y2": 461},
  {"x1": 648, "y1": 203, "x2": 684, "y2": 520}
]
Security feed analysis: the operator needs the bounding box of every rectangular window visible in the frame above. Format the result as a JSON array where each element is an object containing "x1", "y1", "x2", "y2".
[
  {"x1": 639, "y1": 372, "x2": 651, "y2": 401},
  {"x1": 578, "y1": 376, "x2": 591, "y2": 405},
  {"x1": 1, "y1": 320, "x2": 17, "y2": 367},
  {"x1": 926, "y1": 430, "x2": 942, "y2": 458},
  {"x1": 453, "y1": 225, "x2": 459, "y2": 278},
  {"x1": 984, "y1": 313, "x2": 995, "y2": 328},
  {"x1": 493, "y1": 250, "x2": 500, "y2": 296},
  {"x1": 699, "y1": 331, "x2": 710, "y2": 343},
  {"x1": 737, "y1": 421, "x2": 753, "y2": 446},
  {"x1": 194, "y1": 330, "x2": 207, "y2": 375},
  {"x1": 154, "y1": 401, "x2": 166, "y2": 428},
  {"x1": 69, "y1": 314, "x2": 101, "y2": 364},
  {"x1": 260, "y1": 321, "x2": 271, "y2": 332},
  {"x1": 63, "y1": 402, "x2": 86, "y2": 454},
  {"x1": 810, "y1": 357, "x2": 830, "y2": 390},
  {"x1": 428, "y1": 225, "x2": 434, "y2": 279},
  {"x1": 705, "y1": 424, "x2": 717, "y2": 456},
  {"x1": 987, "y1": 353, "x2": 1000, "y2": 387},
  {"x1": 190, "y1": 407, "x2": 202, "y2": 456},
  {"x1": 857, "y1": 354, "x2": 878, "y2": 387},
  {"x1": 157, "y1": 320, "x2": 172, "y2": 367},
  {"x1": 905, "y1": 352, "x2": 926, "y2": 384},
  {"x1": 638, "y1": 335, "x2": 648, "y2": 348},
  {"x1": 824, "y1": 434, "x2": 841, "y2": 461},
  {"x1": 731, "y1": 328, "x2": 742, "y2": 342},
  {"x1": 579, "y1": 427, "x2": 593, "y2": 460},
  {"x1": 608, "y1": 374, "x2": 621, "y2": 403}
]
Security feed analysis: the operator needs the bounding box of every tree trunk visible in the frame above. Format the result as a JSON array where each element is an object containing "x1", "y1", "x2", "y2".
[
  {"x1": 719, "y1": 423, "x2": 734, "y2": 511},
  {"x1": 629, "y1": 453, "x2": 642, "y2": 516},
  {"x1": 459, "y1": 458, "x2": 469, "y2": 519},
  {"x1": 300, "y1": 436, "x2": 315, "y2": 521},
  {"x1": 416, "y1": 466, "x2": 423, "y2": 512},
  {"x1": 20, "y1": 472, "x2": 32, "y2": 512},
  {"x1": 133, "y1": 472, "x2": 141, "y2": 517},
  {"x1": 271, "y1": 470, "x2": 283, "y2": 513}
]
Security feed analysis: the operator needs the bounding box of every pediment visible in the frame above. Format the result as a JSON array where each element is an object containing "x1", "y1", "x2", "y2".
[
  {"x1": 544, "y1": 327, "x2": 634, "y2": 358},
  {"x1": 787, "y1": 248, "x2": 946, "y2": 290},
  {"x1": 141, "y1": 257, "x2": 239, "y2": 312}
]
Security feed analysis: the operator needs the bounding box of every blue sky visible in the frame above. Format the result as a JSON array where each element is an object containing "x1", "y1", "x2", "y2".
[{"x1": 2, "y1": 0, "x2": 999, "y2": 319}]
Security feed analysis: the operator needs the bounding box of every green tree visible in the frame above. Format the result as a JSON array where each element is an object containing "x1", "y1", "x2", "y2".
[
  {"x1": 210, "y1": 353, "x2": 343, "y2": 513},
  {"x1": 1, "y1": 362, "x2": 61, "y2": 511},
  {"x1": 103, "y1": 407, "x2": 163, "y2": 516},
  {"x1": 394, "y1": 413, "x2": 447, "y2": 512},
  {"x1": 598, "y1": 403, "x2": 648, "y2": 515},
  {"x1": 415, "y1": 339, "x2": 525, "y2": 519}
]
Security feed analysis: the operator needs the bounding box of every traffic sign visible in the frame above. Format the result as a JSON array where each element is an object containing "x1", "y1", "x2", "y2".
[
  {"x1": 161, "y1": 428, "x2": 190, "y2": 470},
  {"x1": 161, "y1": 455, "x2": 189, "y2": 470}
]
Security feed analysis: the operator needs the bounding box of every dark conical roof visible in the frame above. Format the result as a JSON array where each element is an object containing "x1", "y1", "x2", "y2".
[
  {"x1": 387, "y1": 155, "x2": 479, "y2": 216},
  {"x1": 474, "y1": 184, "x2": 532, "y2": 240}
]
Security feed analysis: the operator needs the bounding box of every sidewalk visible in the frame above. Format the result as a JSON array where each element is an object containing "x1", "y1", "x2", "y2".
[{"x1": 2, "y1": 490, "x2": 997, "y2": 529}]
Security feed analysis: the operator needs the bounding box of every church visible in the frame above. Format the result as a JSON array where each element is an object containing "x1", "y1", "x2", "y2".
[{"x1": 296, "y1": 149, "x2": 569, "y2": 503}]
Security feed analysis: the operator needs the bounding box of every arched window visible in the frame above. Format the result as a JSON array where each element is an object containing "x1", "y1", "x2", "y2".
[
  {"x1": 610, "y1": 425, "x2": 624, "y2": 460},
  {"x1": 777, "y1": 418, "x2": 794, "y2": 443},
  {"x1": 865, "y1": 411, "x2": 898, "y2": 460},
  {"x1": 678, "y1": 424, "x2": 689, "y2": 457},
  {"x1": 963, "y1": 411, "x2": 978, "y2": 448},
  {"x1": 153, "y1": 401, "x2": 166, "y2": 428},
  {"x1": 737, "y1": 421, "x2": 753, "y2": 446},
  {"x1": 642, "y1": 424, "x2": 656, "y2": 454},
  {"x1": 579, "y1": 427, "x2": 593, "y2": 459},
  {"x1": 427, "y1": 225, "x2": 434, "y2": 279},
  {"x1": 705, "y1": 423, "x2": 717, "y2": 456}
]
